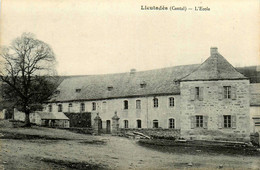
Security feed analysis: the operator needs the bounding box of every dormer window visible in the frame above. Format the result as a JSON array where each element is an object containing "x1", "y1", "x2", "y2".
[
  {"x1": 107, "y1": 86, "x2": 113, "y2": 91},
  {"x1": 54, "y1": 90, "x2": 60, "y2": 94},
  {"x1": 76, "y1": 89, "x2": 81, "y2": 93},
  {"x1": 173, "y1": 80, "x2": 180, "y2": 85},
  {"x1": 140, "y1": 81, "x2": 146, "y2": 88}
]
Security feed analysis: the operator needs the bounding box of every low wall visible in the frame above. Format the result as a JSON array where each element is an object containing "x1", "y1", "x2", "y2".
[
  {"x1": 120, "y1": 128, "x2": 181, "y2": 140},
  {"x1": 182, "y1": 129, "x2": 250, "y2": 142},
  {"x1": 68, "y1": 127, "x2": 93, "y2": 134}
]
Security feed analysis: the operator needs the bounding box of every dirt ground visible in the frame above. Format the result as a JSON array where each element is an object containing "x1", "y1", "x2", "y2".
[{"x1": 0, "y1": 123, "x2": 259, "y2": 169}]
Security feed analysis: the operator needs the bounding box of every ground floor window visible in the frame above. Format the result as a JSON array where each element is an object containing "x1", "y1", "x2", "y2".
[
  {"x1": 137, "y1": 119, "x2": 141, "y2": 128},
  {"x1": 223, "y1": 115, "x2": 231, "y2": 128},
  {"x1": 153, "y1": 120, "x2": 159, "y2": 128},
  {"x1": 124, "y1": 120, "x2": 128, "y2": 128},
  {"x1": 196, "y1": 115, "x2": 203, "y2": 128},
  {"x1": 191, "y1": 115, "x2": 208, "y2": 129},
  {"x1": 169, "y1": 118, "x2": 175, "y2": 128}
]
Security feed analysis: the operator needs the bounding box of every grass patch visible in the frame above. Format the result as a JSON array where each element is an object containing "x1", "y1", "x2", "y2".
[
  {"x1": 0, "y1": 131, "x2": 69, "y2": 140},
  {"x1": 39, "y1": 157, "x2": 107, "y2": 169},
  {"x1": 79, "y1": 140, "x2": 106, "y2": 145},
  {"x1": 138, "y1": 140, "x2": 260, "y2": 157}
]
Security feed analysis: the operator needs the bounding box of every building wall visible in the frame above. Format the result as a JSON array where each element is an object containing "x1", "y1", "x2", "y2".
[
  {"x1": 44, "y1": 95, "x2": 181, "y2": 130},
  {"x1": 180, "y1": 80, "x2": 250, "y2": 141},
  {"x1": 250, "y1": 106, "x2": 260, "y2": 133}
]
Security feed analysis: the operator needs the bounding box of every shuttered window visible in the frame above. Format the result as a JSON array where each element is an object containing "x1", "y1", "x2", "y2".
[
  {"x1": 223, "y1": 115, "x2": 231, "y2": 128},
  {"x1": 196, "y1": 115, "x2": 203, "y2": 128},
  {"x1": 191, "y1": 115, "x2": 208, "y2": 129},
  {"x1": 224, "y1": 86, "x2": 231, "y2": 99},
  {"x1": 219, "y1": 115, "x2": 236, "y2": 129},
  {"x1": 190, "y1": 87, "x2": 203, "y2": 101},
  {"x1": 219, "y1": 86, "x2": 236, "y2": 100}
]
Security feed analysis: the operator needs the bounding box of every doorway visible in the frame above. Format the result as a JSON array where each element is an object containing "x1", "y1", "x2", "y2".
[
  {"x1": 106, "y1": 120, "x2": 111, "y2": 133},
  {"x1": 137, "y1": 119, "x2": 142, "y2": 128}
]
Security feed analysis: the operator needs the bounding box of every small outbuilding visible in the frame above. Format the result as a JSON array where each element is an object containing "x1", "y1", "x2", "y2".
[
  {"x1": 13, "y1": 109, "x2": 70, "y2": 128},
  {"x1": 33, "y1": 111, "x2": 70, "y2": 128}
]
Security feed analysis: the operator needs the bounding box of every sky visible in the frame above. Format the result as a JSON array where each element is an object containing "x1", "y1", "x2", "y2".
[{"x1": 1, "y1": 0, "x2": 259, "y2": 75}]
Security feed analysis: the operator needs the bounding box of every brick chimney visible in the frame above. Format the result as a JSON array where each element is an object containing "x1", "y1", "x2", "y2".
[{"x1": 210, "y1": 47, "x2": 218, "y2": 55}]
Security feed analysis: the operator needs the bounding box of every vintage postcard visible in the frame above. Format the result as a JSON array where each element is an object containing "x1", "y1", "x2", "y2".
[{"x1": 0, "y1": 0, "x2": 259, "y2": 169}]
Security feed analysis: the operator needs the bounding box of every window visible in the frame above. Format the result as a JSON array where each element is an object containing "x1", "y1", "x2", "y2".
[
  {"x1": 124, "y1": 120, "x2": 129, "y2": 128},
  {"x1": 190, "y1": 87, "x2": 204, "y2": 101},
  {"x1": 169, "y1": 97, "x2": 174, "y2": 107},
  {"x1": 68, "y1": 103, "x2": 72, "y2": 112},
  {"x1": 196, "y1": 115, "x2": 203, "y2": 128},
  {"x1": 124, "y1": 100, "x2": 128, "y2": 110},
  {"x1": 48, "y1": 105, "x2": 52, "y2": 112},
  {"x1": 58, "y1": 104, "x2": 62, "y2": 112},
  {"x1": 195, "y1": 87, "x2": 200, "y2": 99},
  {"x1": 223, "y1": 115, "x2": 231, "y2": 128},
  {"x1": 153, "y1": 98, "x2": 158, "y2": 108},
  {"x1": 107, "y1": 86, "x2": 113, "y2": 91},
  {"x1": 92, "y1": 102, "x2": 96, "y2": 111},
  {"x1": 224, "y1": 86, "x2": 231, "y2": 99},
  {"x1": 137, "y1": 119, "x2": 142, "y2": 128},
  {"x1": 169, "y1": 118, "x2": 175, "y2": 128},
  {"x1": 191, "y1": 116, "x2": 208, "y2": 129},
  {"x1": 136, "y1": 100, "x2": 141, "y2": 109},
  {"x1": 140, "y1": 81, "x2": 146, "y2": 88},
  {"x1": 153, "y1": 120, "x2": 159, "y2": 128},
  {"x1": 75, "y1": 89, "x2": 81, "y2": 93},
  {"x1": 102, "y1": 101, "x2": 107, "y2": 111},
  {"x1": 80, "y1": 103, "x2": 85, "y2": 112}
]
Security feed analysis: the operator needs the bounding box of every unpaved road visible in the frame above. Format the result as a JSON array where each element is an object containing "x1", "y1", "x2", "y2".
[{"x1": 0, "y1": 126, "x2": 259, "y2": 169}]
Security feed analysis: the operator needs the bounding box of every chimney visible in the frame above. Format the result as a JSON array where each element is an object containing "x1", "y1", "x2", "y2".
[
  {"x1": 130, "y1": 68, "x2": 136, "y2": 75},
  {"x1": 210, "y1": 47, "x2": 218, "y2": 55}
]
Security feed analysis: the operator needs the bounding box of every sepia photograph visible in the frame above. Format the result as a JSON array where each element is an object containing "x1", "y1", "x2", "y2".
[{"x1": 0, "y1": 0, "x2": 259, "y2": 169}]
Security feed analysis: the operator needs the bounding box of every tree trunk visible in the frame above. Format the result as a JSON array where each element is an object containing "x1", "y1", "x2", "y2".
[{"x1": 24, "y1": 110, "x2": 31, "y2": 127}]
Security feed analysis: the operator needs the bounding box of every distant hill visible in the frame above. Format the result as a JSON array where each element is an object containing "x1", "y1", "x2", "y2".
[{"x1": 236, "y1": 66, "x2": 260, "y2": 83}]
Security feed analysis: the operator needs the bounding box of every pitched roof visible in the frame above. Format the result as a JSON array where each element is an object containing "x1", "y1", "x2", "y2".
[
  {"x1": 50, "y1": 64, "x2": 199, "y2": 102},
  {"x1": 182, "y1": 49, "x2": 247, "y2": 81},
  {"x1": 49, "y1": 48, "x2": 252, "y2": 103}
]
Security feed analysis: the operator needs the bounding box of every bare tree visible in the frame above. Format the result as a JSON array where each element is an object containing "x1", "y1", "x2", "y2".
[{"x1": 0, "y1": 33, "x2": 59, "y2": 126}]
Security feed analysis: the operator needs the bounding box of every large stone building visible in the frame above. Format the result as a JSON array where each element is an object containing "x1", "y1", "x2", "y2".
[{"x1": 43, "y1": 47, "x2": 259, "y2": 141}]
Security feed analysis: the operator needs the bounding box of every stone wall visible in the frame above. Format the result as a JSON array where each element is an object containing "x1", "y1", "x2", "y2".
[{"x1": 180, "y1": 80, "x2": 250, "y2": 142}]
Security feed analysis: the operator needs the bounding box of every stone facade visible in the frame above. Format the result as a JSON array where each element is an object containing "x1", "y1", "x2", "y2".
[
  {"x1": 180, "y1": 80, "x2": 250, "y2": 141},
  {"x1": 42, "y1": 47, "x2": 256, "y2": 141},
  {"x1": 45, "y1": 95, "x2": 181, "y2": 131}
]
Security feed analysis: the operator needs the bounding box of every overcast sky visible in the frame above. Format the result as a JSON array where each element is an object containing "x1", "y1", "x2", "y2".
[{"x1": 1, "y1": 0, "x2": 259, "y2": 75}]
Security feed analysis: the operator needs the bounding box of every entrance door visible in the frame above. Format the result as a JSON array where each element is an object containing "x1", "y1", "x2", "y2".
[
  {"x1": 137, "y1": 119, "x2": 142, "y2": 128},
  {"x1": 106, "y1": 120, "x2": 111, "y2": 133}
]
